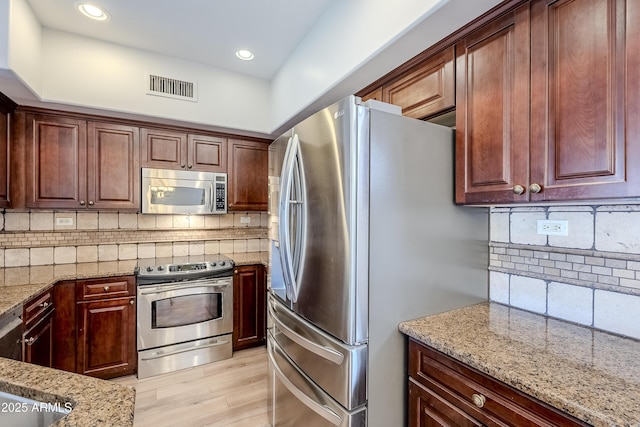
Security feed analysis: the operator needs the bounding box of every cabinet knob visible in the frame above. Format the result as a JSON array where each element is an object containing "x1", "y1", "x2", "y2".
[
  {"x1": 181, "y1": 164, "x2": 186, "y2": 168},
  {"x1": 103, "y1": 286, "x2": 110, "y2": 291},
  {"x1": 512, "y1": 185, "x2": 525, "y2": 195},
  {"x1": 471, "y1": 393, "x2": 486, "y2": 408},
  {"x1": 529, "y1": 183, "x2": 542, "y2": 194},
  {"x1": 25, "y1": 337, "x2": 35, "y2": 345},
  {"x1": 188, "y1": 164, "x2": 193, "y2": 169},
  {"x1": 234, "y1": 270, "x2": 238, "y2": 274},
  {"x1": 88, "y1": 200, "x2": 95, "y2": 206},
  {"x1": 129, "y1": 300, "x2": 134, "y2": 305},
  {"x1": 80, "y1": 200, "x2": 86, "y2": 206},
  {"x1": 39, "y1": 302, "x2": 49, "y2": 308}
]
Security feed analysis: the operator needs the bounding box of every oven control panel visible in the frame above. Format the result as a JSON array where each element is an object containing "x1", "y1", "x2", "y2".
[{"x1": 136, "y1": 257, "x2": 234, "y2": 284}]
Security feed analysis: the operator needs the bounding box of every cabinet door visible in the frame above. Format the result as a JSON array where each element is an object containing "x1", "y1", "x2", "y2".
[
  {"x1": 383, "y1": 46, "x2": 455, "y2": 120},
  {"x1": 409, "y1": 380, "x2": 482, "y2": 427},
  {"x1": 87, "y1": 122, "x2": 140, "y2": 210},
  {"x1": 53, "y1": 280, "x2": 77, "y2": 373},
  {"x1": 187, "y1": 134, "x2": 227, "y2": 172},
  {"x1": 361, "y1": 87, "x2": 383, "y2": 102},
  {"x1": 23, "y1": 310, "x2": 54, "y2": 368},
  {"x1": 228, "y1": 139, "x2": 268, "y2": 211},
  {"x1": 140, "y1": 127, "x2": 187, "y2": 170},
  {"x1": 530, "y1": 0, "x2": 640, "y2": 201},
  {"x1": 25, "y1": 114, "x2": 87, "y2": 209},
  {"x1": 76, "y1": 297, "x2": 136, "y2": 379},
  {"x1": 233, "y1": 265, "x2": 266, "y2": 350},
  {"x1": 455, "y1": 5, "x2": 531, "y2": 204}
]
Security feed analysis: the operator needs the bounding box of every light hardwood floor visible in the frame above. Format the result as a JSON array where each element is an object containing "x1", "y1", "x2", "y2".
[{"x1": 112, "y1": 346, "x2": 270, "y2": 427}]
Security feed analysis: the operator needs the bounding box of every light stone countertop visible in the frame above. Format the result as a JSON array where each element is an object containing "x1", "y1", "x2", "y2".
[
  {"x1": 399, "y1": 302, "x2": 640, "y2": 427},
  {"x1": 0, "y1": 251, "x2": 268, "y2": 426}
]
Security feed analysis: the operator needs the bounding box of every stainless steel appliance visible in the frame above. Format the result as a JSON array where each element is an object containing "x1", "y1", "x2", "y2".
[
  {"x1": 141, "y1": 168, "x2": 227, "y2": 214},
  {"x1": 136, "y1": 255, "x2": 235, "y2": 379},
  {"x1": 267, "y1": 96, "x2": 489, "y2": 426}
]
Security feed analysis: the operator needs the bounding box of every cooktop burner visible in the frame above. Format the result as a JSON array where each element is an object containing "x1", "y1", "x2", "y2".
[{"x1": 135, "y1": 254, "x2": 235, "y2": 284}]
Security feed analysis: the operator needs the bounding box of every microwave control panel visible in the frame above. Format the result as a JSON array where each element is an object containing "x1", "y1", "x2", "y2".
[{"x1": 214, "y1": 174, "x2": 227, "y2": 214}]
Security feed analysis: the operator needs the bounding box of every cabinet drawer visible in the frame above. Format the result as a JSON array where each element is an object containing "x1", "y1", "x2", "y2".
[
  {"x1": 76, "y1": 276, "x2": 135, "y2": 301},
  {"x1": 409, "y1": 339, "x2": 588, "y2": 427},
  {"x1": 23, "y1": 287, "x2": 54, "y2": 326},
  {"x1": 409, "y1": 379, "x2": 482, "y2": 427}
]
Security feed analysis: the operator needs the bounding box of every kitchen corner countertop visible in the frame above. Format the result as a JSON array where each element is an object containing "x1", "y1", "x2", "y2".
[
  {"x1": 0, "y1": 251, "x2": 268, "y2": 426},
  {"x1": 399, "y1": 302, "x2": 640, "y2": 427}
]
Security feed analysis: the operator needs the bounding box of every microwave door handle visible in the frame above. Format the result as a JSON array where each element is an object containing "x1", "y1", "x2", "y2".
[{"x1": 208, "y1": 182, "x2": 214, "y2": 213}]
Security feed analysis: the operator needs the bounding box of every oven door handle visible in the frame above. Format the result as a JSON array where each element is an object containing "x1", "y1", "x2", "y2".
[
  {"x1": 140, "y1": 338, "x2": 230, "y2": 361},
  {"x1": 139, "y1": 282, "x2": 231, "y2": 295}
]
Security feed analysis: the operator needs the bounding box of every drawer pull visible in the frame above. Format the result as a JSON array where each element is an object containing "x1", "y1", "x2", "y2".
[
  {"x1": 25, "y1": 337, "x2": 35, "y2": 345},
  {"x1": 103, "y1": 286, "x2": 110, "y2": 291},
  {"x1": 39, "y1": 302, "x2": 49, "y2": 308},
  {"x1": 472, "y1": 393, "x2": 486, "y2": 408}
]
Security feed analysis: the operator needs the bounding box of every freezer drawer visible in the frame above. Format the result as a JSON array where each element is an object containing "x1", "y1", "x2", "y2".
[
  {"x1": 268, "y1": 294, "x2": 367, "y2": 411},
  {"x1": 268, "y1": 334, "x2": 366, "y2": 427}
]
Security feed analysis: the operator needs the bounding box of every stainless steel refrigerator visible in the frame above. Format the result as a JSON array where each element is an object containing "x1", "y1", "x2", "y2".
[{"x1": 267, "y1": 95, "x2": 488, "y2": 426}]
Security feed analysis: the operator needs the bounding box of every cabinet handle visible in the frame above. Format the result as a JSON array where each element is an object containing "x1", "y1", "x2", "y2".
[
  {"x1": 103, "y1": 286, "x2": 110, "y2": 291},
  {"x1": 25, "y1": 337, "x2": 35, "y2": 345},
  {"x1": 512, "y1": 185, "x2": 525, "y2": 195},
  {"x1": 80, "y1": 200, "x2": 86, "y2": 206},
  {"x1": 529, "y1": 183, "x2": 542, "y2": 194},
  {"x1": 188, "y1": 164, "x2": 193, "y2": 169},
  {"x1": 88, "y1": 200, "x2": 95, "y2": 206},
  {"x1": 129, "y1": 300, "x2": 134, "y2": 305},
  {"x1": 471, "y1": 393, "x2": 486, "y2": 408},
  {"x1": 234, "y1": 270, "x2": 238, "y2": 274},
  {"x1": 181, "y1": 164, "x2": 186, "y2": 168}
]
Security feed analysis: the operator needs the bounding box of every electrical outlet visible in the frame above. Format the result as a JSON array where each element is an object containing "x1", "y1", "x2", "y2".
[
  {"x1": 537, "y1": 220, "x2": 568, "y2": 236},
  {"x1": 55, "y1": 217, "x2": 74, "y2": 226},
  {"x1": 240, "y1": 216, "x2": 251, "y2": 224}
]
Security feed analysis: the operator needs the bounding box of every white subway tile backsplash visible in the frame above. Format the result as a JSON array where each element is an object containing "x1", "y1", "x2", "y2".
[
  {"x1": 548, "y1": 282, "x2": 593, "y2": 326},
  {"x1": 205, "y1": 241, "x2": 220, "y2": 255},
  {"x1": 30, "y1": 247, "x2": 54, "y2": 266},
  {"x1": 99, "y1": 212, "x2": 118, "y2": 229},
  {"x1": 205, "y1": 216, "x2": 220, "y2": 229},
  {"x1": 219, "y1": 214, "x2": 234, "y2": 228},
  {"x1": 137, "y1": 243, "x2": 156, "y2": 259},
  {"x1": 489, "y1": 211, "x2": 510, "y2": 243},
  {"x1": 118, "y1": 244, "x2": 138, "y2": 260},
  {"x1": 173, "y1": 242, "x2": 189, "y2": 256},
  {"x1": 549, "y1": 212, "x2": 593, "y2": 249},
  {"x1": 77, "y1": 246, "x2": 98, "y2": 263},
  {"x1": 233, "y1": 239, "x2": 248, "y2": 253},
  {"x1": 30, "y1": 212, "x2": 54, "y2": 231},
  {"x1": 594, "y1": 290, "x2": 640, "y2": 339},
  {"x1": 5, "y1": 213, "x2": 29, "y2": 231},
  {"x1": 0, "y1": 249, "x2": 4, "y2": 267},
  {"x1": 509, "y1": 275, "x2": 546, "y2": 314},
  {"x1": 155, "y1": 243, "x2": 173, "y2": 258},
  {"x1": 510, "y1": 210, "x2": 547, "y2": 246},
  {"x1": 54, "y1": 247, "x2": 76, "y2": 264},
  {"x1": 489, "y1": 271, "x2": 509, "y2": 304},
  {"x1": 188, "y1": 216, "x2": 205, "y2": 229},
  {"x1": 220, "y1": 240, "x2": 234, "y2": 254},
  {"x1": 249, "y1": 214, "x2": 261, "y2": 228},
  {"x1": 137, "y1": 214, "x2": 156, "y2": 229},
  {"x1": 77, "y1": 212, "x2": 98, "y2": 229},
  {"x1": 247, "y1": 239, "x2": 261, "y2": 252},
  {"x1": 54, "y1": 212, "x2": 77, "y2": 230},
  {"x1": 260, "y1": 239, "x2": 269, "y2": 252},
  {"x1": 119, "y1": 213, "x2": 138, "y2": 229},
  {"x1": 156, "y1": 215, "x2": 173, "y2": 229},
  {"x1": 6, "y1": 249, "x2": 30, "y2": 267},
  {"x1": 98, "y1": 245, "x2": 118, "y2": 261},
  {"x1": 189, "y1": 242, "x2": 204, "y2": 256},
  {"x1": 173, "y1": 215, "x2": 190, "y2": 228},
  {"x1": 595, "y1": 210, "x2": 640, "y2": 254}
]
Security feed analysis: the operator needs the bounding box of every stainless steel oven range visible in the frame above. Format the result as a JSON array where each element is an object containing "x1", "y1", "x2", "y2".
[{"x1": 136, "y1": 255, "x2": 234, "y2": 379}]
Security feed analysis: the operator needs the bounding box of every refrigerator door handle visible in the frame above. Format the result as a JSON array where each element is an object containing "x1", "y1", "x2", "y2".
[
  {"x1": 269, "y1": 303, "x2": 344, "y2": 365},
  {"x1": 268, "y1": 344, "x2": 343, "y2": 426},
  {"x1": 279, "y1": 135, "x2": 295, "y2": 300}
]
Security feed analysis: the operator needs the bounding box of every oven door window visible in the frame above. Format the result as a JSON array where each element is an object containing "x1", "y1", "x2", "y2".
[{"x1": 152, "y1": 293, "x2": 222, "y2": 328}]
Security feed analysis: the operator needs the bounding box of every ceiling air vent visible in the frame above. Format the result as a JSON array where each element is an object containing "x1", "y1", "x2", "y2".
[{"x1": 146, "y1": 74, "x2": 198, "y2": 102}]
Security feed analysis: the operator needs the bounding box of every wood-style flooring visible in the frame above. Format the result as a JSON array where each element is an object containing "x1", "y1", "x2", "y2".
[{"x1": 112, "y1": 346, "x2": 270, "y2": 427}]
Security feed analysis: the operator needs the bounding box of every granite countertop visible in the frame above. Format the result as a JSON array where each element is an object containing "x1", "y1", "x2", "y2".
[
  {"x1": 0, "y1": 251, "x2": 268, "y2": 426},
  {"x1": 399, "y1": 302, "x2": 640, "y2": 427}
]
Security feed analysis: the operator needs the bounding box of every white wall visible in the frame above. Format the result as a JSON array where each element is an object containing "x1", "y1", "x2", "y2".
[
  {"x1": 0, "y1": 1, "x2": 8, "y2": 69},
  {"x1": 7, "y1": 0, "x2": 42, "y2": 94}
]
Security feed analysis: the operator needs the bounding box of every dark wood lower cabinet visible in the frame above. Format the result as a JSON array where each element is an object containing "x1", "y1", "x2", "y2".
[
  {"x1": 52, "y1": 276, "x2": 137, "y2": 379},
  {"x1": 22, "y1": 310, "x2": 54, "y2": 368},
  {"x1": 233, "y1": 264, "x2": 266, "y2": 351},
  {"x1": 408, "y1": 339, "x2": 589, "y2": 427},
  {"x1": 76, "y1": 296, "x2": 136, "y2": 379}
]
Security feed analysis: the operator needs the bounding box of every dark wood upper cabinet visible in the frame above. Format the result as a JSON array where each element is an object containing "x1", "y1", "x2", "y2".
[
  {"x1": 383, "y1": 46, "x2": 455, "y2": 120},
  {"x1": 88, "y1": 121, "x2": 140, "y2": 210},
  {"x1": 25, "y1": 114, "x2": 139, "y2": 210},
  {"x1": 529, "y1": 0, "x2": 640, "y2": 202},
  {"x1": 142, "y1": 128, "x2": 227, "y2": 172},
  {"x1": 455, "y1": 4, "x2": 531, "y2": 204},
  {"x1": 228, "y1": 139, "x2": 268, "y2": 211},
  {"x1": 26, "y1": 114, "x2": 88, "y2": 209}
]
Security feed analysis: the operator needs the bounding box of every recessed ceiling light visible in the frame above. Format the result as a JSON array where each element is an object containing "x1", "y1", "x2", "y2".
[
  {"x1": 235, "y1": 49, "x2": 255, "y2": 61},
  {"x1": 78, "y1": 3, "x2": 110, "y2": 21}
]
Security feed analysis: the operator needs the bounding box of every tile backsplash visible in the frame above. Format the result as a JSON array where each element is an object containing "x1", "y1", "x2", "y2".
[
  {"x1": 0, "y1": 211, "x2": 268, "y2": 267},
  {"x1": 489, "y1": 205, "x2": 640, "y2": 340}
]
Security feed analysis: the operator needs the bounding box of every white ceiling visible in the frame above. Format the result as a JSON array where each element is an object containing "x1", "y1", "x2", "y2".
[{"x1": 25, "y1": 0, "x2": 334, "y2": 80}]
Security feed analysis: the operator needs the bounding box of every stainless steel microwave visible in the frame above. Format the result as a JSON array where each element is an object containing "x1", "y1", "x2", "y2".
[{"x1": 141, "y1": 168, "x2": 227, "y2": 214}]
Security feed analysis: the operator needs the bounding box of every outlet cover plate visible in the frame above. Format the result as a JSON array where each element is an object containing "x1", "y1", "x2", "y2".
[{"x1": 537, "y1": 219, "x2": 568, "y2": 236}]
